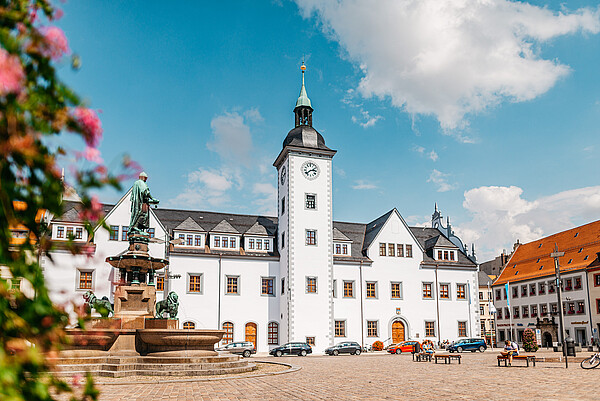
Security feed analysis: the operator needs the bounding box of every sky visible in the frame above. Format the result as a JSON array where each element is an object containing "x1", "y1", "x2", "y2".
[{"x1": 54, "y1": 0, "x2": 600, "y2": 261}]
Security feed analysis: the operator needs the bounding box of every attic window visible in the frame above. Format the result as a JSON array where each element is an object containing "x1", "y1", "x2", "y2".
[
  {"x1": 578, "y1": 248, "x2": 583, "y2": 253},
  {"x1": 539, "y1": 266, "x2": 543, "y2": 270},
  {"x1": 515, "y1": 271, "x2": 519, "y2": 275},
  {"x1": 536, "y1": 258, "x2": 540, "y2": 263},
  {"x1": 574, "y1": 232, "x2": 579, "y2": 238},
  {"x1": 513, "y1": 264, "x2": 517, "y2": 268},
  {"x1": 538, "y1": 243, "x2": 542, "y2": 248},
  {"x1": 568, "y1": 259, "x2": 573, "y2": 264},
  {"x1": 584, "y1": 255, "x2": 589, "y2": 261}
]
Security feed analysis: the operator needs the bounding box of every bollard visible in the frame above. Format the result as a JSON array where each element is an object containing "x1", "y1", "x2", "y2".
[{"x1": 565, "y1": 336, "x2": 576, "y2": 357}]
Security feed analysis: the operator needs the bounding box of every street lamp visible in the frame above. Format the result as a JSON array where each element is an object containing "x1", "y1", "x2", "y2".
[{"x1": 550, "y1": 244, "x2": 568, "y2": 368}]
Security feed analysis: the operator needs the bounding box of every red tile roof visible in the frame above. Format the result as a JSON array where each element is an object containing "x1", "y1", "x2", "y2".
[{"x1": 493, "y1": 220, "x2": 600, "y2": 286}]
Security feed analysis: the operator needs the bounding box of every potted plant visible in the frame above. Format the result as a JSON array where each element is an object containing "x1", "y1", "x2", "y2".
[{"x1": 522, "y1": 329, "x2": 539, "y2": 352}]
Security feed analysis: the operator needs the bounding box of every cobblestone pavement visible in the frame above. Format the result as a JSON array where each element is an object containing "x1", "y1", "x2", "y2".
[{"x1": 79, "y1": 350, "x2": 597, "y2": 401}]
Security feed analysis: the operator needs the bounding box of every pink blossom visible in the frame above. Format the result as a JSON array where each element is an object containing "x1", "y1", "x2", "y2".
[
  {"x1": 40, "y1": 26, "x2": 70, "y2": 60},
  {"x1": 82, "y1": 146, "x2": 103, "y2": 163},
  {"x1": 72, "y1": 107, "x2": 103, "y2": 148},
  {"x1": 53, "y1": 9, "x2": 64, "y2": 21},
  {"x1": 71, "y1": 373, "x2": 83, "y2": 388},
  {"x1": 78, "y1": 195, "x2": 104, "y2": 223},
  {"x1": 0, "y1": 48, "x2": 25, "y2": 96}
]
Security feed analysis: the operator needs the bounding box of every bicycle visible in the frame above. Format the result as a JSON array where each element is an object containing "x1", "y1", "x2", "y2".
[{"x1": 580, "y1": 352, "x2": 600, "y2": 369}]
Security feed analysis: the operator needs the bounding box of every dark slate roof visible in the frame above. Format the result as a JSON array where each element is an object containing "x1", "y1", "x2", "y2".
[
  {"x1": 362, "y1": 209, "x2": 395, "y2": 251},
  {"x1": 174, "y1": 216, "x2": 205, "y2": 232},
  {"x1": 54, "y1": 200, "x2": 113, "y2": 223},
  {"x1": 333, "y1": 227, "x2": 351, "y2": 242},
  {"x1": 212, "y1": 219, "x2": 240, "y2": 234},
  {"x1": 333, "y1": 221, "x2": 371, "y2": 264},
  {"x1": 410, "y1": 227, "x2": 476, "y2": 267},
  {"x1": 245, "y1": 222, "x2": 270, "y2": 236},
  {"x1": 478, "y1": 271, "x2": 493, "y2": 287},
  {"x1": 424, "y1": 234, "x2": 457, "y2": 250},
  {"x1": 282, "y1": 125, "x2": 331, "y2": 151}
]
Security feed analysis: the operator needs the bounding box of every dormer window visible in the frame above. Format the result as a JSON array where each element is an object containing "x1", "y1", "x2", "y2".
[
  {"x1": 333, "y1": 242, "x2": 350, "y2": 256},
  {"x1": 244, "y1": 236, "x2": 272, "y2": 252},
  {"x1": 175, "y1": 232, "x2": 205, "y2": 248}
]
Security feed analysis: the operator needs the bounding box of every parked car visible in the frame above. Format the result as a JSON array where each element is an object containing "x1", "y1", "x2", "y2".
[
  {"x1": 215, "y1": 341, "x2": 256, "y2": 358},
  {"x1": 325, "y1": 342, "x2": 362, "y2": 356},
  {"x1": 269, "y1": 342, "x2": 312, "y2": 357},
  {"x1": 387, "y1": 340, "x2": 421, "y2": 354},
  {"x1": 447, "y1": 338, "x2": 487, "y2": 353}
]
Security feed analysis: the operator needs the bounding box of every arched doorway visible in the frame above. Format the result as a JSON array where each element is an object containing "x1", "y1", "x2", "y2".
[
  {"x1": 245, "y1": 322, "x2": 257, "y2": 347},
  {"x1": 392, "y1": 320, "x2": 405, "y2": 344},
  {"x1": 543, "y1": 332, "x2": 553, "y2": 348}
]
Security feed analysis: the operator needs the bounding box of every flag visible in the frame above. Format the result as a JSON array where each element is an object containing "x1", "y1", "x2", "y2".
[
  {"x1": 489, "y1": 301, "x2": 497, "y2": 314},
  {"x1": 505, "y1": 282, "x2": 510, "y2": 307}
]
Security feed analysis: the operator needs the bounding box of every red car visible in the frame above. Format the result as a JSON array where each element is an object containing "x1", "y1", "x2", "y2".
[{"x1": 387, "y1": 341, "x2": 421, "y2": 354}]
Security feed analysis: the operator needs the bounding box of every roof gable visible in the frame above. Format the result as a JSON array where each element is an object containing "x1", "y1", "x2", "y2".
[
  {"x1": 245, "y1": 222, "x2": 270, "y2": 236},
  {"x1": 363, "y1": 209, "x2": 424, "y2": 253},
  {"x1": 174, "y1": 216, "x2": 205, "y2": 232},
  {"x1": 211, "y1": 219, "x2": 240, "y2": 234},
  {"x1": 333, "y1": 227, "x2": 351, "y2": 242}
]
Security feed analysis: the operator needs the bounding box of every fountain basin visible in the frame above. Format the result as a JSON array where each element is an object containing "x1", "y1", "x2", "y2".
[{"x1": 137, "y1": 329, "x2": 225, "y2": 356}]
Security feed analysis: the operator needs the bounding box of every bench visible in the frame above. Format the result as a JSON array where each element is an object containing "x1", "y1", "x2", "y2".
[
  {"x1": 414, "y1": 352, "x2": 432, "y2": 362},
  {"x1": 497, "y1": 355, "x2": 536, "y2": 367},
  {"x1": 434, "y1": 354, "x2": 461, "y2": 364}
]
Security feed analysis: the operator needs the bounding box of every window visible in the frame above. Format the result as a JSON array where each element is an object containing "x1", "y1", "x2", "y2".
[
  {"x1": 214, "y1": 236, "x2": 220, "y2": 247},
  {"x1": 379, "y1": 243, "x2": 386, "y2": 256},
  {"x1": 480, "y1": 306, "x2": 484, "y2": 315},
  {"x1": 306, "y1": 230, "x2": 316, "y2": 246},
  {"x1": 335, "y1": 320, "x2": 346, "y2": 337},
  {"x1": 11, "y1": 278, "x2": 21, "y2": 290},
  {"x1": 195, "y1": 235, "x2": 202, "y2": 247},
  {"x1": 78, "y1": 270, "x2": 93, "y2": 290},
  {"x1": 575, "y1": 277, "x2": 582, "y2": 290},
  {"x1": 249, "y1": 238, "x2": 254, "y2": 249},
  {"x1": 179, "y1": 234, "x2": 185, "y2": 244},
  {"x1": 57, "y1": 226, "x2": 64, "y2": 238},
  {"x1": 422, "y1": 283, "x2": 432, "y2": 299},
  {"x1": 522, "y1": 306, "x2": 529, "y2": 317},
  {"x1": 75, "y1": 227, "x2": 83, "y2": 240},
  {"x1": 438, "y1": 250, "x2": 443, "y2": 260},
  {"x1": 388, "y1": 244, "x2": 395, "y2": 257},
  {"x1": 425, "y1": 321, "x2": 435, "y2": 337},
  {"x1": 481, "y1": 321, "x2": 486, "y2": 333},
  {"x1": 343, "y1": 281, "x2": 354, "y2": 298},
  {"x1": 367, "y1": 321, "x2": 378, "y2": 337},
  {"x1": 512, "y1": 287, "x2": 518, "y2": 298},
  {"x1": 444, "y1": 251, "x2": 449, "y2": 260},
  {"x1": 281, "y1": 278, "x2": 285, "y2": 295},
  {"x1": 305, "y1": 194, "x2": 316, "y2": 209},
  {"x1": 397, "y1": 244, "x2": 404, "y2": 257},
  {"x1": 479, "y1": 292, "x2": 483, "y2": 300},
  {"x1": 540, "y1": 303, "x2": 548, "y2": 316},
  {"x1": 577, "y1": 301, "x2": 585, "y2": 314},
  {"x1": 189, "y1": 274, "x2": 202, "y2": 293},
  {"x1": 109, "y1": 225, "x2": 119, "y2": 241},
  {"x1": 306, "y1": 337, "x2": 316, "y2": 346},
  {"x1": 264, "y1": 239, "x2": 270, "y2": 250},
  {"x1": 261, "y1": 277, "x2": 274, "y2": 295},
  {"x1": 281, "y1": 197, "x2": 285, "y2": 215},
  {"x1": 230, "y1": 237, "x2": 237, "y2": 248},
  {"x1": 539, "y1": 282, "x2": 545, "y2": 294},
  {"x1": 513, "y1": 307, "x2": 519, "y2": 318},
  {"x1": 268, "y1": 322, "x2": 279, "y2": 345},
  {"x1": 531, "y1": 305, "x2": 538, "y2": 317},
  {"x1": 530, "y1": 284, "x2": 536, "y2": 296},
  {"x1": 226, "y1": 276, "x2": 239, "y2": 294},
  {"x1": 121, "y1": 226, "x2": 129, "y2": 241},
  {"x1": 497, "y1": 308, "x2": 503, "y2": 319},
  {"x1": 458, "y1": 321, "x2": 467, "y2": 337},
  {"x1": 222, "y1": 237, "x2": 228, "y2": 248},
  {"x1": 550, "y1": 303, "x2": 558, "y2": 315},
  {"x1": 183, "y1": 321, "x2": 195, "y2": 330},
  {"x1": 449, "y1": 252, "x2": 455, "y2": 261},
  {"x1": 306, "y1": 277, "x2": 317, "y2": 293},
  {"x1": 440, "y1": 284, "x2": 449, "y2": 299},
  {"x1": 595, "y1": 274, "x2": 600, "y2": 287},
  {"x1": 187, "y1": 234, "x2": 193, "y2": 246},
  {"x1": 495, "y1": 289, "x2": 501, "y2": 300},
  {"x1": 332, "y1": 280, "x2": 337, "y2": 298},
  {"x1": 66, "y1": 227, "x2": 73, "y2": 238},
  {"x1": 148, "y1": 228, "x2": 155, "y2": 238},
  {"x1": 156, "y1": 275, "x2": 164, "y2": 291},
  {"x1": 521, "y1": 285, "x2": 527, "y2": 297},
  {"x1": 597, "y1": 299, "x2": 600, "y2": 314},
  {"x1": 456, "y1": 284, "x2": 466, "y2": 300},
  {"x1": 335, "y1": 244, "x2": 341, "y2": 254},
  {"x1": 366, "y1": 282, "x2": 377, "y2": 298},
  {"x1": 281, "y1": 232, "x2": 285, "y2": 249},
  {"x1": 256, "y1": 239, "x2": 262, "y2": 250},
  {"x1": 406, "y1": 244, "x2": 413, "y2": 258},
  {"x1": 391, "y1": 282, "x2": 402, "y2": 299},
  {"x1": 222, "y1": 322, "x2": 234, "y2": 344},
  {"x1": 342, "y1": 244, "x2": 348, "y2": 255},
  {"x1": 565, "y1": 278, "x2": 572, "y2": 290}
]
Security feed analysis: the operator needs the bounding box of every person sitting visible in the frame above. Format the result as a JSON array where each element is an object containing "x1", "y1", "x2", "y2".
[
  {"x1": 422, "y1": 340, "x2": 434, "y2": 355},
  {"x1": 500, "y1": 340, "x2": 519, "y2": 365}
]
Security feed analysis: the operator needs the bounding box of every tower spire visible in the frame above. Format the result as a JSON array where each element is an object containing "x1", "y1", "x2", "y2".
[{"x1": 294, "y1": 62, "x2": 313, "y2": 127}]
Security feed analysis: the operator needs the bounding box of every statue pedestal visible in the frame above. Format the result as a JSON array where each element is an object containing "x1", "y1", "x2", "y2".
[
  {"x1": 114, "y1": 284, "x2": 156, "y2": 330},
  {"x1": 145, "y1": 318, "x2": 178, "y2": 330}
]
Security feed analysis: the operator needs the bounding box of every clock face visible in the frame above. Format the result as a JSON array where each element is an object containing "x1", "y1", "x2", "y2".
[
  {"x1": 301, "y1": 161, "x2": 320, "y2": 180},
  {"x1": 280, "y1": 166, "x2": 287, "y2": 185}
]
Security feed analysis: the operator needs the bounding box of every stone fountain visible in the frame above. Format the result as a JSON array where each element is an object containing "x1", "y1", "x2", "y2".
[{"x1": 54, "y1": 173, "x2": 255, "y2": 376}]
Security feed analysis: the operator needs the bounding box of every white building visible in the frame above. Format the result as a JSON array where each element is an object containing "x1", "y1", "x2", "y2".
[{"x1": 42, "y1": 70, "x2": 479, "y2": 353}]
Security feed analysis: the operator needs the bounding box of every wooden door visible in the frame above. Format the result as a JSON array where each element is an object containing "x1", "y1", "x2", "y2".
[
  {"x1": 245, "y1": 322, "x2": 257, "y2": 347},
  {"x1": 392, "y1": 320, "x2": 405, "y2": 344}
]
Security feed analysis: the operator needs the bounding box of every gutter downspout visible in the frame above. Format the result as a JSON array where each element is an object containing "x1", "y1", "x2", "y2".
[
  {"x1": 217, "y1": 253, "x2": 222, "y2": 327},
  {"x1": 359, "y1": 260, "x2": 365, "y2": 350},
  {"x1": 435, "y1": 264, "x2": 441, "y2": 345}
]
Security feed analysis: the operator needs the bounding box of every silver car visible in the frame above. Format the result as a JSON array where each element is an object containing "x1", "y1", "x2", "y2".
[{"x1": 216, "y1": 341, "x2": 256, "y2": 358}]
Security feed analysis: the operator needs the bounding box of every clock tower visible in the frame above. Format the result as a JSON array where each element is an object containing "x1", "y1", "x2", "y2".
[{"x1": 274, "y1": 64, "x2": 336, "y2": 348}]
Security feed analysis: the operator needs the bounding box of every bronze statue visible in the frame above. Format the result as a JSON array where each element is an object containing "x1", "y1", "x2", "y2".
[
  {"x1": 155, "y1": 291, "x2": 179, "y2": 319},
  {"x1": 83, "y1": 290, "x2": 113, "y2": 318},
  {"x1": 128, "y1": 171, "x2": 159, "y2": 236}
]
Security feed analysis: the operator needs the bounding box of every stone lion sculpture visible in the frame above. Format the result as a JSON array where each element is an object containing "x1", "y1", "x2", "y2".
[
  {"x1": 155, "y1": 291, "x2": 179, "y2": 319},
  {"x1": 83, "y1": 290, "x2": 113, "y2": 318}
]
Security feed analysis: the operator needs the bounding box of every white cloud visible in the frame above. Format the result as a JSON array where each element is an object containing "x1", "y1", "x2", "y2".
[
  {"x1": 454, "y1": 185, "x2": 600, "y2": 261},
  {"x1": 243, "y1": 108, "x2": 264, "y2": 123},
  {"x1": 352, "y1": 179, "x2": 377, "y2": 190},
  {"x1": 169, "y1": 168, "x2": 241, "y2": 209},
  {"x1": 428, "y1": 150, "x2": 438, "y2": 162},
  {"x1": 351, "y1": 109, "x2": 383, "y2": 128},
  {"x1": 296, "y1": 0, "x2": 600, "y2": 129},
  {"x1": 427, "y1": 169, "x2": 457, "y2": 192},
  {"x1": 252, "y1": 182, "x2": 277, "y2": 215},
  {"x1": 412, "y1": 145, "x2": 425, "y2": 154},
  {"x1": 208, "y1": 111, "x2": 254, "y2": 166}
]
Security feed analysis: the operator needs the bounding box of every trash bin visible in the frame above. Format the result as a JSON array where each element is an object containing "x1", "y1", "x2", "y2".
[{"x1": 565, "y1": 336, "x2": 576, "y2": 357}]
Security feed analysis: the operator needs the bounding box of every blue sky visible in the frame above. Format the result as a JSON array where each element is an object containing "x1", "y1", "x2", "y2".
[{"x1": 55, "y1": 1, "x2": 600, "y2": 260}]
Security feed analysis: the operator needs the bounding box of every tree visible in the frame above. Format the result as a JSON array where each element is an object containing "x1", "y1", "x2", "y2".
[
  {"x1": 522, "y1": 328, "x2": 539, "y2": 352},
  {"x1": 0, "y1": 1, "x2": 134, "y2": 399}
]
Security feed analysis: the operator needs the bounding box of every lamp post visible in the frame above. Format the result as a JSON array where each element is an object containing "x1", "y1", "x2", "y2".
[{"x1": 550, "y1": 244, "x2": 568, "y2": 368}]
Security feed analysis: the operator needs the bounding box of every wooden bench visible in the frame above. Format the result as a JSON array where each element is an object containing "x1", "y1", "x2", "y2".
[
  {"x1": 414, "y1": 352, "x2": 432, "y2": 362},
  {"x1": 497, "y1": 354, "x2": 536, "y2": 367},
  {"x1": 434, "y1": 354, "x2": 461, "y2": 364}
]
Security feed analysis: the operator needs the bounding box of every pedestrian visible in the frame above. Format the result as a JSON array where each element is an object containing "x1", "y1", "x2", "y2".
[{"x1": 500, "y1": 340, "x2": 519, "y2": 365}]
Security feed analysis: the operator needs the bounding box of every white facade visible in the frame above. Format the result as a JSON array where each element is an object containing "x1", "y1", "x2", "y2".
[{"x1": 42, "y1": 74, "x2": 480, "y2": 353}]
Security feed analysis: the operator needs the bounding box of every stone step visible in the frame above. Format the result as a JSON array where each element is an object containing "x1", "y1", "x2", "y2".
[
  {"x1": 54, "y1": 364, "x2": 257, "y2": 378},
  {"x1": 56, "y1": 360, "x2": 250, "y2": 373}
]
